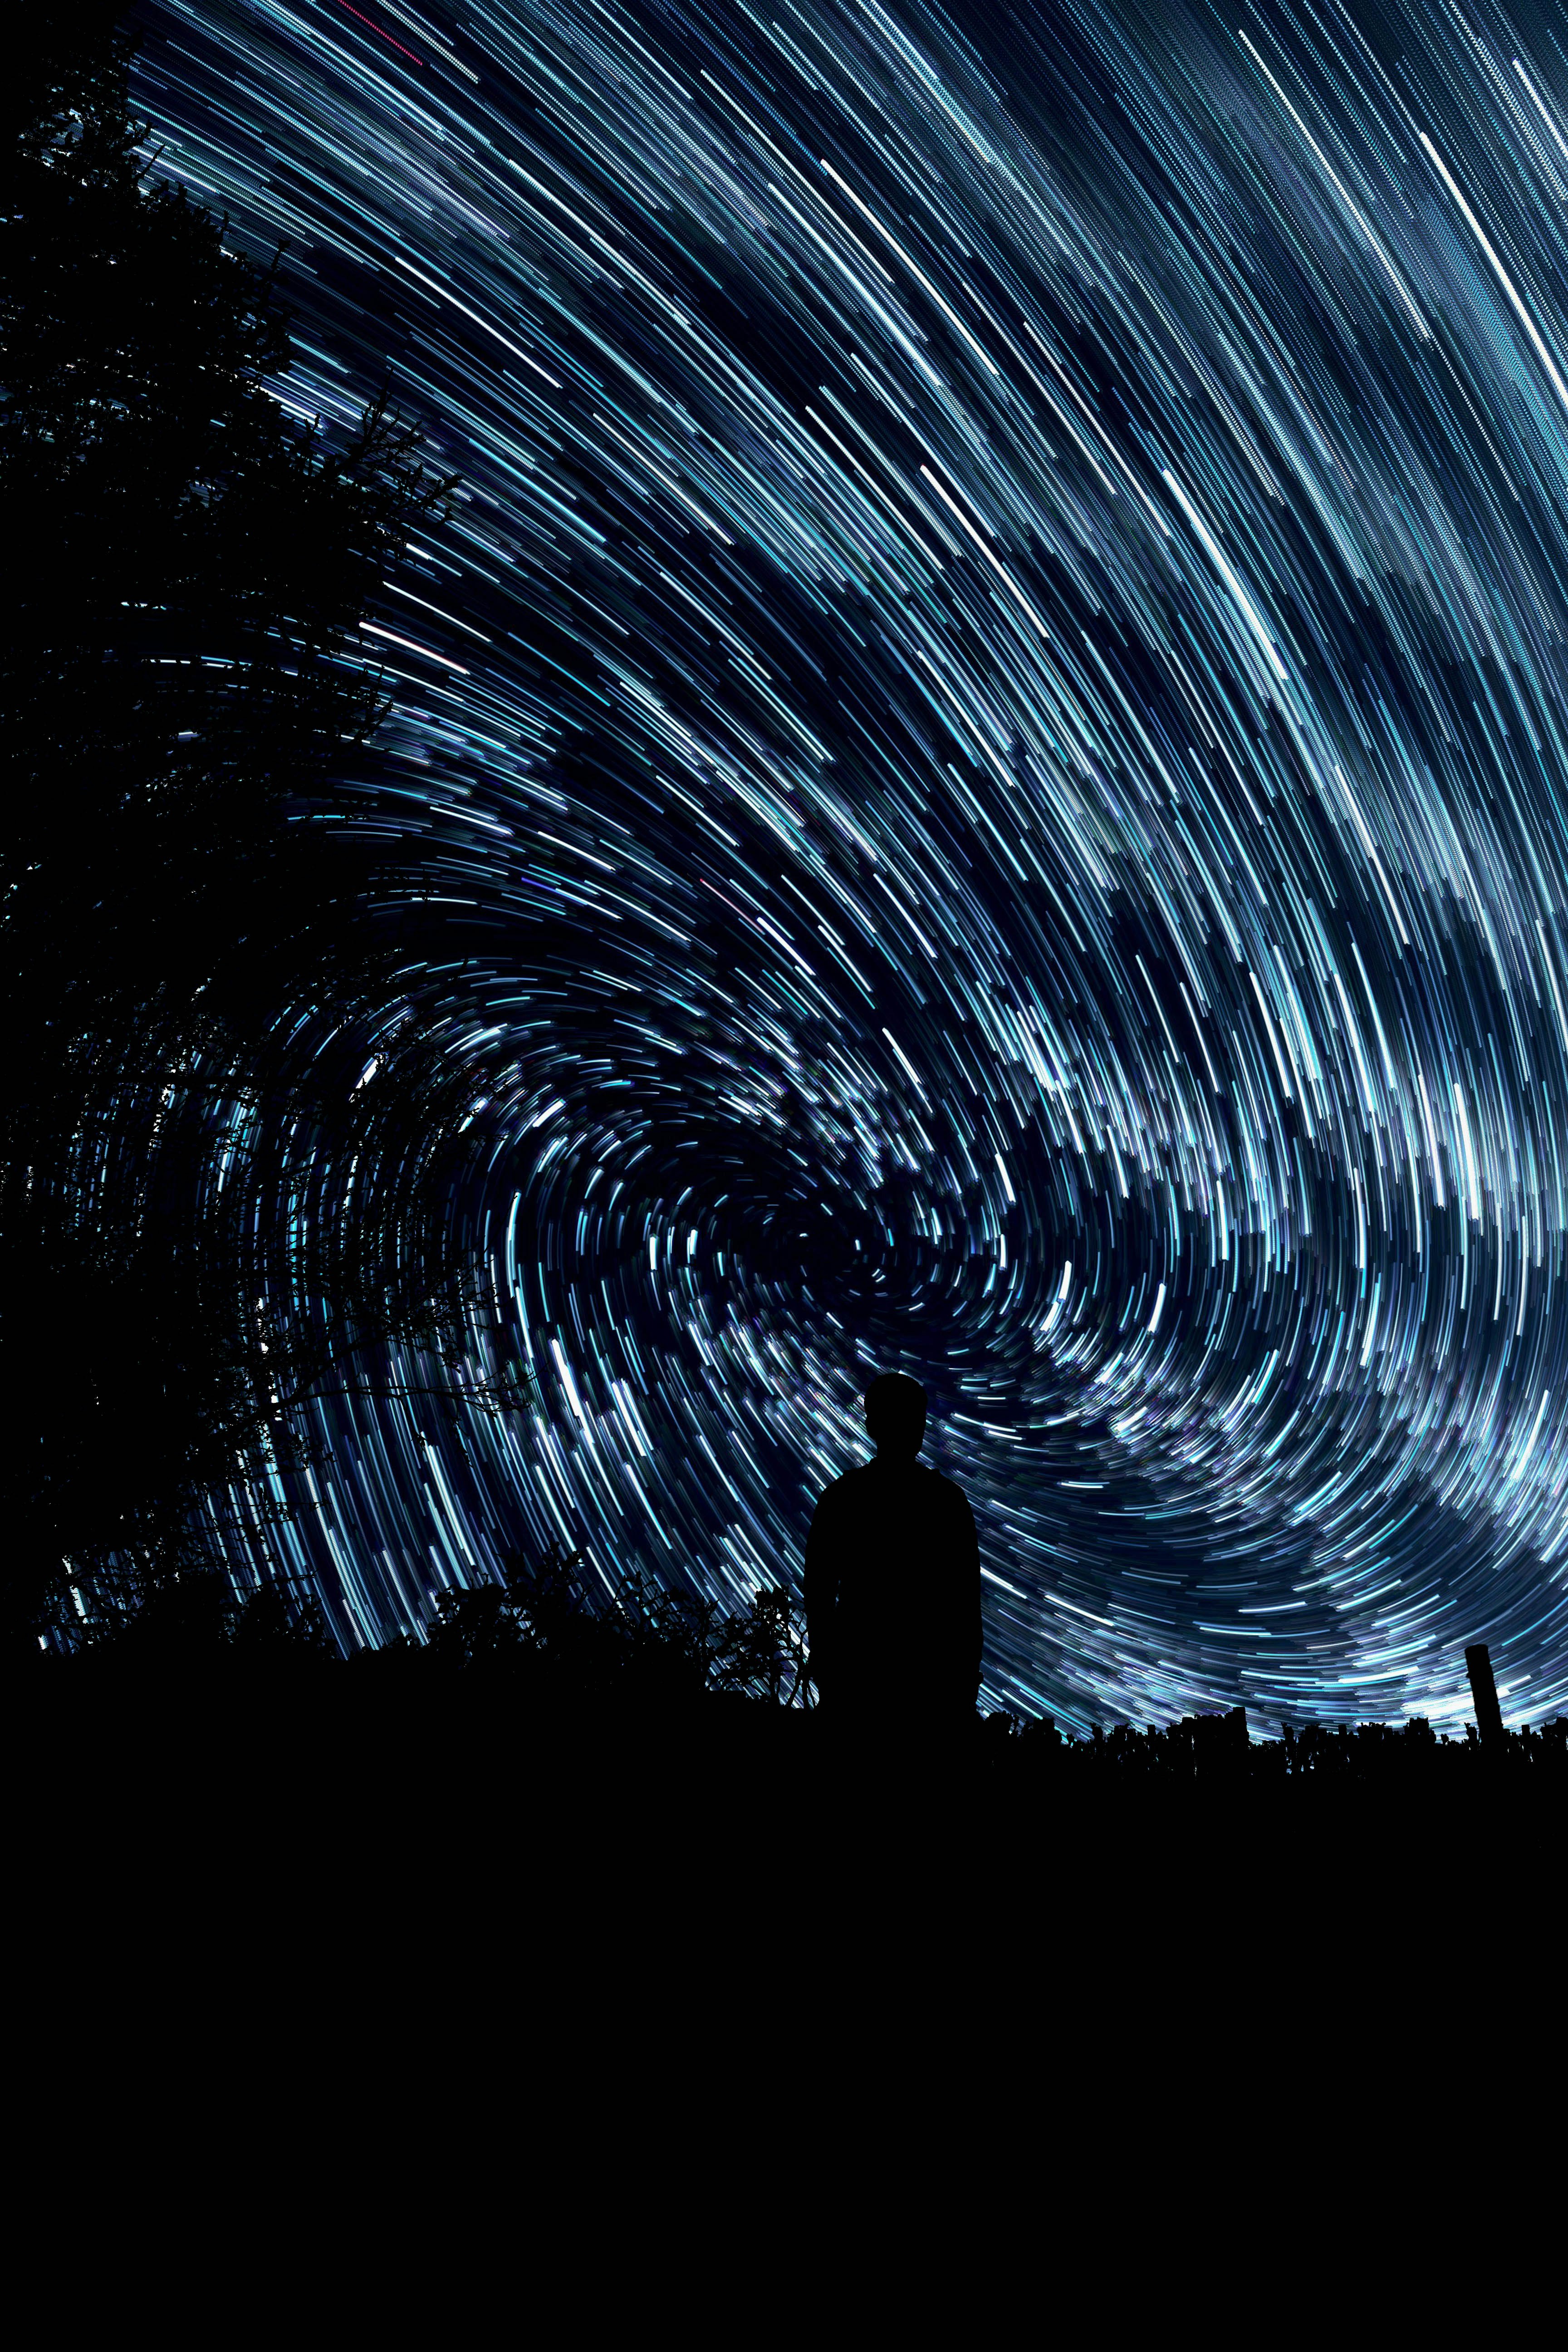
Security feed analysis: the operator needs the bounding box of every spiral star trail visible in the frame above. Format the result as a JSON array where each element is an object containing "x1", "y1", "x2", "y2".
[{"x1": 131, "y1": 0, "x2": 1568, "y2": 1728}]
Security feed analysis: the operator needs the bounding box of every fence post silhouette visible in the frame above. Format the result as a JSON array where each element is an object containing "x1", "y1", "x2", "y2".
[{"x1": 1464, "y1": 1645, "x2": 1506, "y2": 1747}]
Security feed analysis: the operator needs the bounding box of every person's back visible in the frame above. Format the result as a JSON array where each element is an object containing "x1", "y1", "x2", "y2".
[{"x1": 804, "y1": 1373, "x2": 980, "y2": 1718}]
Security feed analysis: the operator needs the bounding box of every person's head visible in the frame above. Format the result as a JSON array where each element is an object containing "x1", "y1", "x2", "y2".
[{"x1": 864, "y1": 1372, "x2": 927, "y2": 1461}]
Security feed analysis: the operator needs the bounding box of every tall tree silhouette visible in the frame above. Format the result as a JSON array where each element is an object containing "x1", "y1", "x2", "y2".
[{"x1": 1, "y1": 8, "x2": 490, "y2": 1649}]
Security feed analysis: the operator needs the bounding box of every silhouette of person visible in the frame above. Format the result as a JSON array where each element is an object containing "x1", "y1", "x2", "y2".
[{"x1": 804, "y1": 1373, "x2": 980, "y2": 1721}]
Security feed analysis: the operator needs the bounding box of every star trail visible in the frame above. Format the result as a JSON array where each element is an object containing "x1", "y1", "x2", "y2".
[{"x1": 132, "y1": 0, "x2": 1568, "y2": 1729}]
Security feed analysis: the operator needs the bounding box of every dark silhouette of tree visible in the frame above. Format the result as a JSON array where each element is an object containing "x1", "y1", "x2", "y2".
[
  {"x1": 978, "y1": 1705, "x2": 1567, "y2": 1785},
  {"x1": 606, "y1": 1568, "x2": 806, "y2": 1702},
  {"x1": 3, "y1": 10, "x2": 446, "y2": 1012},
  {"x1": 62, "y1": 1558, "x2": 333, "y2": 1666},
  {"x1": 1, "y1": 9, "x2": 501, "y2": 1651},
  {"x1": 715, "y1": 1585, "x2": 812, "y2": 1707},
  {"x1": 418, "y1": 1537, "x2": 814, "y2": 1710}
]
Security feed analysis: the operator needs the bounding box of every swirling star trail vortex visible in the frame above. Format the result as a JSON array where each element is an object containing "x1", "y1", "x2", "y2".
[{"x1": 134, "y1": 0, "x2": 1568, "y2": 1727}]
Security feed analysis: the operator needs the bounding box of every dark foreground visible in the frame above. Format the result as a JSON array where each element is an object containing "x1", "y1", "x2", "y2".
[
  {"x1": 13, "y1": 1659, "x2": 1563, "y2": 2215},
  {"x1": 18, "y1": 1661, "x2": 1563, "y2": 1942}
]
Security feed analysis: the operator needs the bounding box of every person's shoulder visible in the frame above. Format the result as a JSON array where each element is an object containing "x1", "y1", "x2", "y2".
[
  {"x1": 814, "y1": 1465, "x2": 871, "y2": 1507},
  {"x1": 923, "y1": 1465, "x2": 974, "y2": 1511}
]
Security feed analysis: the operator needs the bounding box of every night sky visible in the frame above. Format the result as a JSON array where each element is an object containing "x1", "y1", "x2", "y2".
[{"x1": 130, "y1": 0, "x2": 1568, "y2": 1730}]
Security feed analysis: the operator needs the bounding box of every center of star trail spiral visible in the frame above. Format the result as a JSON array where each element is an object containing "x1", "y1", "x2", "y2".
[{"x1": 133, "y1": 0, "x2": 1568, "y2": 1727}]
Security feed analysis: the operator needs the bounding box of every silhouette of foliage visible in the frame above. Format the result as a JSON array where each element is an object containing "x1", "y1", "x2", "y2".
[
  {"x1": 230, "y1": 1580, "x2": 335, "y2": 1660},
  {"x1": 1, "y1": 10, "x2": 495, "y2": 1646},
  {"x1": 417, "y1": 1536, "x2": 814, "y2": 1709},
  {"x1": 56, "y1": 1553, "x2": 333, "y2": 1665},
  {"x1": 3, "y1": 10, "x2": 450, "y2": 1009},
  {"x1": 606, "y1": 1569, "x2": 810, "y2": 1702},
  {"x1": 976, "y1": 1705, "x2": 1566, "y2": 1783}
]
